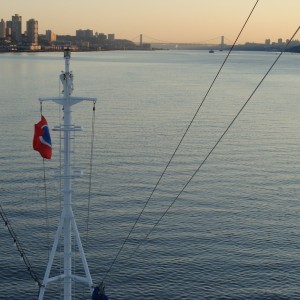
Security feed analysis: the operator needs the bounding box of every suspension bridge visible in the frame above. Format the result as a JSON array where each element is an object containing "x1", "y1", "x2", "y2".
[{"x1": 130, "y1": 34, "x2": 233, "y2": 50}]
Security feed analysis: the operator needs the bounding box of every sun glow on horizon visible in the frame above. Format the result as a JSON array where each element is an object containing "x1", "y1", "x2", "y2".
[{"x1": 1, "y1": 0, "x2": 300, "y2": 45}]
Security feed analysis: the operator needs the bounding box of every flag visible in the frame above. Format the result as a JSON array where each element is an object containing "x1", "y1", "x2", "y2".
[{"x1": 33, "y1": 115, "x2": 52, "y2": 159}]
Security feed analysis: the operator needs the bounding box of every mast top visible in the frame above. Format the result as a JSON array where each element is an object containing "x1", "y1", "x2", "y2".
[
  {"x1": 64, "y1": 47, "x2": 71, "y2": 59},
  {"x1": 63, "y1": 48, "x2": 71, "y2": 74}
]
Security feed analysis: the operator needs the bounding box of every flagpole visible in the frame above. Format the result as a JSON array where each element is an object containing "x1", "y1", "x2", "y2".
[{"x1": 38, "y1": 48, "x2": 96, "y2": 299}]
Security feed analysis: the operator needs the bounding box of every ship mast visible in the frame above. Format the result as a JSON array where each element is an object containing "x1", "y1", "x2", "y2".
[{"x1": 38, "y1": 48, "x2": 97, "y2": 300}]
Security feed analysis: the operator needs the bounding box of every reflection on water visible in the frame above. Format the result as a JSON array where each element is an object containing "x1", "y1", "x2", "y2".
[{"x1": 0, "y1": 50, "x2": 299, "y2": 299}]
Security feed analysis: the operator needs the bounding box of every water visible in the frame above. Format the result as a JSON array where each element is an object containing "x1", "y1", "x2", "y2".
[{"x1": 0, "y1": 50, "x2": 300, "y2": 299}]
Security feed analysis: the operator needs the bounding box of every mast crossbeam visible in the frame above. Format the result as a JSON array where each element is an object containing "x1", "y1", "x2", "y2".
[{"x1": 38, "y1": 48, "x2": 96, "y2": 300}]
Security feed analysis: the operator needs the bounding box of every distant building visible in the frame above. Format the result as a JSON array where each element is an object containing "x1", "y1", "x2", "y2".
[
  {"x1": 6, "y1": 21, "x2": 12, "y2": 37},
  {"x1": 46, "y1": 30, "x2": 56, "y2": 42},
  {"x1": 0, "y1": 19, "x2": 6, "y2": 38},
  {"x1": 95, "y1": 32, "x2": 106, "y2": 38},
  {"x1": 142, "y1": 43, "x2": 151, "y2": 50},
  {"x1": 96, "y1": 32, "x2": 107, "y2": 42},
  {"x1": 278, "y1": 38, "x2": 283, "y2": 45},
  {"x1": 12, "y1": 14, "x2": 22, "y2": 42},
  {"x1": 108, "y1": 34, "x2": 115, "y2": 41},
  {"x1": 265, "y1": 39, "x2": 271, "y2": 45},
  {"x1": 76, "y1": 29, "x2": 93, "y2": 38},
  {"x1": 27, "y1": 19, "x2": 38, "y2": 44}
]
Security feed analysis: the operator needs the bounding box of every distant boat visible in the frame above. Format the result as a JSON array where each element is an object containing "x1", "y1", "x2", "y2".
[{"x1": 209, "y1": 49, "x2": 214, "y2": 53}]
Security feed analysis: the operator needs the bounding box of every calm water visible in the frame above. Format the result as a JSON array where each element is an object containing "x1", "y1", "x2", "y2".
[{"x1": 0, "y1": 50, "x2": 300, "y2": 299}]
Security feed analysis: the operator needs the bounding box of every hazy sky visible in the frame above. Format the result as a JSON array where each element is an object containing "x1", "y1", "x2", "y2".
[{"x1": 2, "y1": 0, "x2": 300, "y2": 44}]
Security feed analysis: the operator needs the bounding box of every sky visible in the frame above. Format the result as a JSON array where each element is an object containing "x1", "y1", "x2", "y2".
[{"x1": 1, "y1": 0, "x2": 300, "y2": 44}]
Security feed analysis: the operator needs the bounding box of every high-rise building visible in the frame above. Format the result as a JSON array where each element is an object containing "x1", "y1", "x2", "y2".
[
  {"x1": 27, "y1": 19, "x2": 38, "y2": 44},
  {"x1": 12, "y1": 14, "x2": 22, "y2": 42},
  {"x1": 0, "y1": 19, "x2": 6, "y2": 38},
  {"x1": 6, "y1": 21, "x2": 12, "y2": 37},
  {"x1": 46, "y1": 30, "x2": 56, "y2": 42},
  {"x1": 76, "y1": 29, "x2": 93, "y2": 38},
  {"x1": 108, "y1": 34, "x2": 115, "y2": 41}
]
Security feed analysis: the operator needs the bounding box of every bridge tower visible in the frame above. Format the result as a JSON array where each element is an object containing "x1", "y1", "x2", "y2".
[
  {"x1": 220, "y1": 35, "x2": 225, "y2": 51},
  {"x1": 140, "y1": 34, "x2": 143, "y2": 47}
]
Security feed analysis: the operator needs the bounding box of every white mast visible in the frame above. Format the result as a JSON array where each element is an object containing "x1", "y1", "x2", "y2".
[{"x1": 38, "y1": 48, "x2": 97, "y2": 300}]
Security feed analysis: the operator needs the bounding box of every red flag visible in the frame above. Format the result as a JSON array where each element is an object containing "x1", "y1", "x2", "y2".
[{"x1": 33, "y1": 115, "x2": 52, "y2": 159}]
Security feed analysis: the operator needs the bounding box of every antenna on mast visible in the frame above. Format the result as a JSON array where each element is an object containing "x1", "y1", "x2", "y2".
[{"x1": 38, "y1": 48, "x2": 97, "y2": 300}]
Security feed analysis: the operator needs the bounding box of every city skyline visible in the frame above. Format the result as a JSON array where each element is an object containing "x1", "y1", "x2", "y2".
[{"x1": 1, "y1": 0, "x2": 300, "y2": 44}]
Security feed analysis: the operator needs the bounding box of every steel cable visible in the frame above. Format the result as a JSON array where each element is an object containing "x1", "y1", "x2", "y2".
[{"x1": 101, "y1": 0, "x2": 261, "y2": 283}]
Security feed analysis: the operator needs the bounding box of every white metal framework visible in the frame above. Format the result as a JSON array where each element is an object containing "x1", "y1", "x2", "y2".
[{"x1": 38, "y1": 49, "x2": 97, "y2": 300}]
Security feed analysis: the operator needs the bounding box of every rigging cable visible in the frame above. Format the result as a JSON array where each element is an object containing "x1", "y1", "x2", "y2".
[
  {"x1": 101, "y1": 0, "x2": 261, "y2": 282},
  {"x1": 120, "y1": 25, "x2": 300, "y2": 262},
  {"x1": 40, "y1": 102, "x2": 51, "y2": 255},
  {"x1": 85, "y1": 101, "x2": 97, "y2": 247},
  {"x1": 42, "y1": 158, "x2": 50, "y2": 255},
  {"x1": 58, "y1": 77, "x2": 63, "y2": 212},
  {"x1": 0, "y1": 205, "x2": 42, "y2": 288}
]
